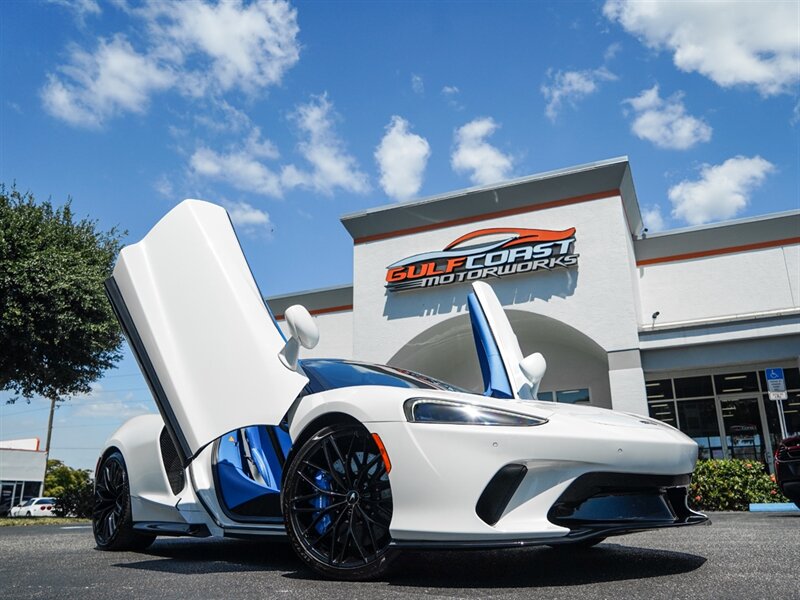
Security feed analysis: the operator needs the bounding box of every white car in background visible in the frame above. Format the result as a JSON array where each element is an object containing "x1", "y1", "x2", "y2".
[
  {"x1": 10, "y1": 497, "x2": 56, "y2": 517},
  {"x1": 93, "y1": 200, "x2": 706, "y2": 580}
]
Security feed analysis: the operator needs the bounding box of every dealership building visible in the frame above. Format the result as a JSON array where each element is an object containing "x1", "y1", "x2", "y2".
[
  {"x1": 268, "y1": 157, "x2": 800, "y2": 469},
  {"x1": 0, "y1": 438, "x2": 46, "y2": 514}
]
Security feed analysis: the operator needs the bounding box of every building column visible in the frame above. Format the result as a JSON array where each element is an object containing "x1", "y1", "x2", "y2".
[{"x1": 607, "y1": 349, "x2": 649, "y2": 415}]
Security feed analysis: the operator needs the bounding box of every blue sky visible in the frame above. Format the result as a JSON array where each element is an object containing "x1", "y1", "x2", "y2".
[{"x1": 1, "y1": 0, "x2": 798, "y2": 470}]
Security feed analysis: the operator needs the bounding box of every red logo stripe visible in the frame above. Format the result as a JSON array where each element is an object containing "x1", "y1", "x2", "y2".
[{"x1": 444, "y1": 227, "x2": 576, "y2": 251}]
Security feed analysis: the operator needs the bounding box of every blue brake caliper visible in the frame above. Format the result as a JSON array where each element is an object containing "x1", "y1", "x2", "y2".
[{"x1": 313, "y1": 471, "x2": 332, "y2": 534}]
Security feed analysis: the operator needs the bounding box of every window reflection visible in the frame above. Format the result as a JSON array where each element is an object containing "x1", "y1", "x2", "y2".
[
  {"x1": 714, "y1": 372, "x2": 760, "y2": 395},
  {"x1": 556, "y1": 388, "x2": 590, "y2": 404},
  {"x1": 677, "y1": 398, "x2": 723, "y2": 459},
  {"x1": 646, "y1": 379, "x2": 673, "y2": 400},
  {"x1": 648, "y1": 400, "x2": 678, "y2": 427},
  {"x1": 674, "y1": 376, "x2": 714, "y2": 398},
  {"x1": 720, "y1": 397, "x2": 765, "y2": 462}
]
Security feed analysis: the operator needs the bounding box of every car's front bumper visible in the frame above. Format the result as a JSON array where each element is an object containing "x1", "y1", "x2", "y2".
[{"x1": 369, "y1": 416, "x2": 702, "y2": 544}]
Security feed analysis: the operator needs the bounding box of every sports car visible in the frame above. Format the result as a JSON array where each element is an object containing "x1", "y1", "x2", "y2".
[{"x1": 93, "y1": 199, "x2": 706, "y2": 580}]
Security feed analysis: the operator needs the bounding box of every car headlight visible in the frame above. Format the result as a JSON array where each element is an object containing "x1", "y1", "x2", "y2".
[{"x1": 403, "y1": 398, "x2": 548, "y2": 426}]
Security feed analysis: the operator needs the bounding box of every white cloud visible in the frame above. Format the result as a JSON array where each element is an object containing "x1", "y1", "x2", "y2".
[
  {"x1": 281, "y1": 95, "x2": 370, "y2": 195},
  {"x1": 451, "y1": 117, "x2": 513, "y2": 186},
  {"x1": 153, "y1": 174, "x2": 173, "y2": 198},
  {"x1": 189, "y1": 95, "x2": 367, "y2": 198},
  {"x1": 604, "y1": 42, "x2": 622, "y2": 61},
  {"x1": 194, "y1": 99, "x2": 254, "y2": 134},
  {"x1": 223, "y1": 200, "x2": 273, "y2": 235},
  {"x1": 641, "y1": 204, "x2": 666, "y2": 232},
  {"x1": 411, "y1": 74, "x2": 424, "y2": 95},
  {"x1": 47, "y1": 0, "x2": 101, "y2": 22},
  {"x1": 541, "y1": 66, "x2": 616, "y2": 121},
  {"x1": 375, "y1": 116, "x2": 431, "y2": 201},
  {"x1": 188, "y1": 126, "x2": 281, "y2": 196},
  {"x1": 792, "y1": 100, "x2": 800, "y2": 126},
  {"x1": 441, "y1": 85, "x2": 464, "y2": 110},
  {"x1": 190, "y1": 145, "x2": 283, "y2": 197},
  {"x1": 668, "y1": 156, "x2": 775, "y2": 225},
  {"x1": 70, "y1": 383, "x2": 154, "y2": 419},
  {"x1": 624, "y1": 85, "x2": 712, "y2": 150},
  {"x1": 145, "y1": 0, "x2": 300, "y2": 96},
  {"x1": 42, "y1": 0, "x2": 300, "y2": 127},
  {"x1": 41, "y1": 35, "x2": 173, "y2": 128},
  {"x1": 604, "y1": 0, "x2": 800, "y2": 96}
]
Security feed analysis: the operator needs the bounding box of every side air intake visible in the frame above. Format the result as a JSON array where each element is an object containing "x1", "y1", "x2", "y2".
[
  {"x1": 476, "y1": 464, "x2": 528, "y2": 525},
  {"x1": 160, "y1": 427, "x2": 185, "y2": 495}
]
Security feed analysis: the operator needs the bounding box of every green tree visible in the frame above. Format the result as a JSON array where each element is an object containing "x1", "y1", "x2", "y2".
[
  {"x1": 44, "y1": 459, "x2": 94, "y2": 518},
  {"x1": 0, "y1": 184, "x2": 125, "y2": 454},
  {"x1": 44, "y1": 458, "x2": 91, "y2": 498}
]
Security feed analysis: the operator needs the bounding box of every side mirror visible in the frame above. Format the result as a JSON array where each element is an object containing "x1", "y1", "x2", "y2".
[
  {"x1": 279, "y1": 305, "x2": 319, "y2": 371},
  {"x1": 519, "y1": 352, "x2": 546, "y2": 398}
]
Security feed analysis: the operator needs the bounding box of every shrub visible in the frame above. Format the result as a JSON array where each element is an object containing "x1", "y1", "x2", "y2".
[
  {"x1": 689, "y1": 459, "x2": 787, "y2": 511},
  {"x1": 54, "y1": 480, "x2": 94, "y2": 518}
]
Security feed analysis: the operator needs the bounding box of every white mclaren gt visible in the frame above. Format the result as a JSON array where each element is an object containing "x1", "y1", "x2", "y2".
[{"x1": 93, "y1": 200, "x2": 706, "y2": 580}]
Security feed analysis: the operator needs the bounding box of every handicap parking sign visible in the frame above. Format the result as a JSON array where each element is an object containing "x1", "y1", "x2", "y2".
[{"x1": 766, "y1": 368, "x2": 787, "y2": 400}]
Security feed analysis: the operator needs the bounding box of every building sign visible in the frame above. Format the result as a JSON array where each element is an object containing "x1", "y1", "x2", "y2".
[{"x1": 385, "y1": 227, "x2": 578, "y2": 292}]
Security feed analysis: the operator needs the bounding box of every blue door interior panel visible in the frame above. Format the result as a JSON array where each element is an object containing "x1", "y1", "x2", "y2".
[
  {"x1": 217, "y1": 426, "x2": 285, "y2": 513},
  {"x1": 467, "y1": 291, "x2": 513, "y2": 399}
]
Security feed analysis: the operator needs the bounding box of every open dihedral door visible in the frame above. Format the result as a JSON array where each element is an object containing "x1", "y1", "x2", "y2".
[
  {"x1": 467, "y1": 281, "x2": 534, "y2": 400},
  {"x1": 105, "y1": 200, "x2": 308, "y2": 467}
]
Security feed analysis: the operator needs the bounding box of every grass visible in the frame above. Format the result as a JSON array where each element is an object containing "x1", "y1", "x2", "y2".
[{"x1": 0, "y1": 517, "x2": 91, "y2": 527}]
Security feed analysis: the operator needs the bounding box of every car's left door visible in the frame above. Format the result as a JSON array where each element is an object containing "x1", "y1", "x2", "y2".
[{"x1": 106, "y1": 200, "x2": 308, "y2": 467}]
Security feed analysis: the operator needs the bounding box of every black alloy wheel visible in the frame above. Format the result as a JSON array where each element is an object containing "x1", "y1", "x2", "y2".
[
  {"x1": 282, "y1": 424, "x2": 397, "y2": 580},
  {"x1": 93, "y1": 451, "x2": 155, "y2": 551}
]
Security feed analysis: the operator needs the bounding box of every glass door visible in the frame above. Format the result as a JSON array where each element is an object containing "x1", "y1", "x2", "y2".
[
  {"x1": 1, "y1": 483, "x2": 16, "y2": 516},
  {"x1": 719, "y1": 396, "x2": 766, "y2": 462}
]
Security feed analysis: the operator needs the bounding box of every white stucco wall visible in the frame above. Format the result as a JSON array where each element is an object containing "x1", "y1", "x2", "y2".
[
  {"x1": 279, "y1": 310, "x2": 354, "y2": 360},
  {"x1": 637, "y1": 244, "x2": 800, "y2": 325},
  {"x1": 0, "y1": 450, "x2": 46, "y2": 482}
]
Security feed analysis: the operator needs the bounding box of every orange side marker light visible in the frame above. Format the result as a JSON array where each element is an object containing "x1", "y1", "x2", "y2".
[{"x1": 371, "y1": 433, "x2": 392, "y2": 474}]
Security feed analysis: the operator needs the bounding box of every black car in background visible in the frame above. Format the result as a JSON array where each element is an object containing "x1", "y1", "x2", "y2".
[{"x1": 775, "y1": 434, "x2": 800, "y2": 508}]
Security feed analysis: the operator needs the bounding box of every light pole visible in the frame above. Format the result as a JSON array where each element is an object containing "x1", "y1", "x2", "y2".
[{"x1": 39, "y1": 397, "x2": 57, "y2": 496}]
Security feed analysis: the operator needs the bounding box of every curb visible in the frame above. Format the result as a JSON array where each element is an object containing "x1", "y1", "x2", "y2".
[{"x1": 749, "y1": 502, "x2": 799, "y2": 512}]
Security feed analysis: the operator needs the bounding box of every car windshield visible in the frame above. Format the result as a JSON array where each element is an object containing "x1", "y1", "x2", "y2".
[
  {"x1": 301, "y1": 359, "x2": 468, "y2": 394},
  {"x1": 37, "y1": 499, "x2": 55, "y2": 505}
]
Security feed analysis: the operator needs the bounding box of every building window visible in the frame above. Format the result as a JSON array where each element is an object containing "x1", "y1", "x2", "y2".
[
  {"x1": 647, "y1": 368, "x2": 800, "y2": 469},
  {"x1": 676, "y1": 398, "x2": 723, "y2": 460},
  {"x1": 719, "y1": 396, "x2": 766, "y2": 461},
  {"x1": 648, "y1": 400, "x2": 678, "y2": 427},
  {"x1": 646, "y1": 379, "x2": 673, "y2": 401},
  {"x1": 674, "y1": 375, "x2": 714, "y2": 398},
  {"x1": 764, "y1": 391, "x2": 800, "y2": 443},
  {"x1": 714, "y1": 371, "x2": 760, "y2": 395},
  {"x1": 556, "y1": 388, "x2": 590, "y2": 404},
  {"x1": 537, "y1": 389, "x2": 590, "y2": 403}
]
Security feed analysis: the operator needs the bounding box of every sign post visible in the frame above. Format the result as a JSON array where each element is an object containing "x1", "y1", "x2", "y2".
[{"x1": 766, "y1": 368, "x2": 789, "y2": 440}]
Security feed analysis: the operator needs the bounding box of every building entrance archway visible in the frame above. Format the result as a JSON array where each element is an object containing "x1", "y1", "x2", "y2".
[{"x1": 388, "y1": 310, "x2": 612, "y2": 408}]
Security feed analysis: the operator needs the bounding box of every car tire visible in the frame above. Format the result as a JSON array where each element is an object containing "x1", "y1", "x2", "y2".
[
  {"x1": 25, "y1": 511, "x2": 31, "y2": 517},
  {"x1": 282, "y1": 424, "x2": 398, "y2": 581},
  {"x1": 93, "y1": 451, "x2": 155, "y2": 552}
]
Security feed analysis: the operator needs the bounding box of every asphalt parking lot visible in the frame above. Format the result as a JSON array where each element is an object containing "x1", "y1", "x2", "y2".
[{"x1": 1, "y1": 512, "x2": 797, "y2": 600}]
